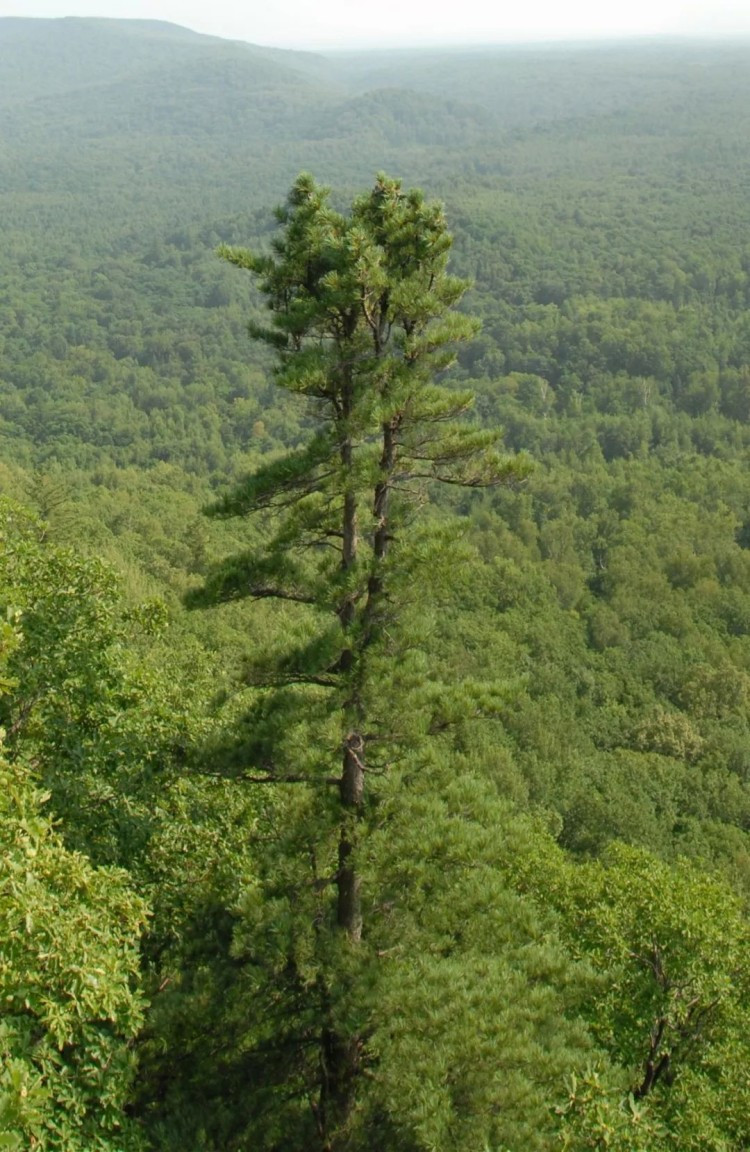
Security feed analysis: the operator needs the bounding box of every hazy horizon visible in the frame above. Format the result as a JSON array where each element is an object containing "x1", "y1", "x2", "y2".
[{"x1": 1, "y1": 0, "x2": 749, "y2": 51}]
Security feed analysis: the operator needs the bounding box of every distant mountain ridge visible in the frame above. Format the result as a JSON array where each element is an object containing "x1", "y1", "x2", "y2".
[
  {"x1": 0, "y1": 16, "x2": 504, "y2": 222},
  {"x1": 0, "y1": 16, "x2": 335, "y2": 111},
  {"x1": 2, "y1": 19, "x2": 750, "y2": 239},
  {"x1": 4, "y1": 18, "x2": 748, "y2": 145}
]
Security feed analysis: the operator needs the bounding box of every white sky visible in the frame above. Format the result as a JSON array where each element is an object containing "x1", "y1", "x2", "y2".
[{"x1": 2, "y1": 0, "x2": 749, "y2": 49}]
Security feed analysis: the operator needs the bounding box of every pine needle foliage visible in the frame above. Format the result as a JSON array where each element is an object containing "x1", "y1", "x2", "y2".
[{"x1": 194, "y1": 173, "x2": 531, "y2": 1149}]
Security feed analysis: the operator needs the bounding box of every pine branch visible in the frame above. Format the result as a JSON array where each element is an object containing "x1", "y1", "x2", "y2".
[
  {"x1": 244, "y1": 671, "x2": 339, "y2": 689},
  {"x1": 249, "y1": 586, "x2": 317, "y2": 605},
  {"x1": 200, "y1": 768, "x2": 339, "y2": 786}
]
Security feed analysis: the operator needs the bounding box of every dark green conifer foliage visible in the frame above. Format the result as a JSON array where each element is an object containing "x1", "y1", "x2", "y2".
[{"x1": 196, "y1": 173, "x2": 529, "y2": 1148}]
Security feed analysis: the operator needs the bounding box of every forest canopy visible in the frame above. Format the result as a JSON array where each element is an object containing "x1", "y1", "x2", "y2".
[{"x1": 2, "y1": 16, "x2": 750, "y2": 1150}]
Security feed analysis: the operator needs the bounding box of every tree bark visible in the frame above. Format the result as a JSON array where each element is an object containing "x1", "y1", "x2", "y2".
[
  {"x1": 337, "y1": 731, "x2": 364, "y2": 940},
  {"x1": 320, "y1": 375, "x2": 364, "y2": 1148}
]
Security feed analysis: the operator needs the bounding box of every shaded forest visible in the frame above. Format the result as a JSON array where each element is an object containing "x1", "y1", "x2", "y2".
[{"x1": 3, "y1": 17, "x2": 750, "y2": 1150}]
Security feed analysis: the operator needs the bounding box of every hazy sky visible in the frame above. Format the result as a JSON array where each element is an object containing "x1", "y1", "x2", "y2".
[{"x1": 2, "y1": 0, "x2": 749, "y2": 49}]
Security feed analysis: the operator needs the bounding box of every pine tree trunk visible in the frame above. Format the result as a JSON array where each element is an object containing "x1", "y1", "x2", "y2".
[
  {"x1": 338, "y1": 731, "x2": 364, "y2": 939},
  {"x1": 319, "y1": 380, "x2": 364, "y2": 1147}
]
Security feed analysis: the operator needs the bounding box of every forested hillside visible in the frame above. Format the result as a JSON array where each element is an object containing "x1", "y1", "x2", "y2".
[{"x1": 3, "y1": 18, "x2": 750, "y2": 1150}]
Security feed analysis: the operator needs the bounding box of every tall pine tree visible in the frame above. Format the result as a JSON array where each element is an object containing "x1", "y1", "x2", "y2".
[{"x1": 193, "y1": 173, "x2": 530, "y2": 1149}]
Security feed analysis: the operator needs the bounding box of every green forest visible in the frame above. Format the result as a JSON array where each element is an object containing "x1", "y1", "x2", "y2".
[{"x1": 3, "y1": 16, "x2": 750, "y2": 1150}]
